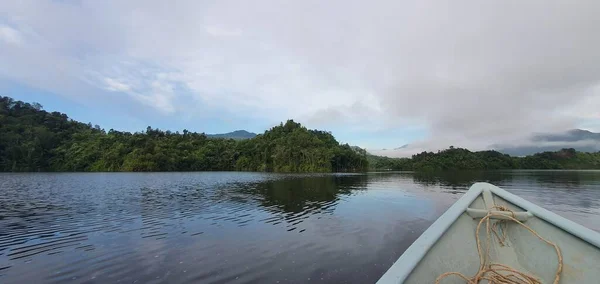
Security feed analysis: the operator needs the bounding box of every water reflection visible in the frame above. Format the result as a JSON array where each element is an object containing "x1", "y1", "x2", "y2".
[
  {"x1": 411, "y1": 171, "x2": 513, "y2": 188},
  {"x1": 0, "y1": 171, "x2": 598, "y2": 283},
  {"x1": 247, "y1": 175, "x2": 367, "y2": 212},
  {"x1": 411, "y1": 170, "x2": 600, "y2": 191}
]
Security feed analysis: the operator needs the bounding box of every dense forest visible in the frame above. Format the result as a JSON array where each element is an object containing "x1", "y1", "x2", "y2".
[
  {"x1": 2, "y1": 96, "x2": 599, "y2": 173},
  {"x1": 369, "y1": 146, "x2": 600, "y2": 171},
  {"x1": 0, "y1": 96, "x2": 368, "y2": 172}
]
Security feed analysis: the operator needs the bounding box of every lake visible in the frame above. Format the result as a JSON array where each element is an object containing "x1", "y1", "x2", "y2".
[{"x1": 1, "y1": 171, "x2": 599, "y2": 283}]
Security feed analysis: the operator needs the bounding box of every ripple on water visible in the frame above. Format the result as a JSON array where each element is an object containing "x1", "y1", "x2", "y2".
[{"x1": 0, "y1": 171, "x2": 599, "y2": 283}]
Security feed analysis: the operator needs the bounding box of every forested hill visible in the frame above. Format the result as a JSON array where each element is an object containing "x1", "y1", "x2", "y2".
[
  {"x1": 0, "y1": 96, "x2": 368, "y2": 172},
  {"x1": 369, "y1": 147, "x2": 600, "y2": 171}
]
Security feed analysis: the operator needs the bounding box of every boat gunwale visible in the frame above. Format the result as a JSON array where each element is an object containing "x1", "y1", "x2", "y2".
[{"x1": 376, "y1": 182, "x2": 600, "y2": 284}]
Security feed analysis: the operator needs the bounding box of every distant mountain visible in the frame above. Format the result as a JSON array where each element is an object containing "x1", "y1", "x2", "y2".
[
  {"x1": 394, "y1": 144, "x2": 409, "y2": 150},
  {"x1": 496, "y1": 129, "x2": 600, "y2": 156},
  {"x1": 206, "y1": 130, "x2": 257, "y2": 140},
  {"x1": 531, "y1": 129, "x2": 600, "y2": 142},
  {"x1": 372, "y1": 129, "x2": 600, "y2": 158}
]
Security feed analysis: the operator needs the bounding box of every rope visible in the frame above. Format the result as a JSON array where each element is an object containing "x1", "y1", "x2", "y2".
[{"x1": 435, "y1": 205, "x2": 563, "y2": 284}]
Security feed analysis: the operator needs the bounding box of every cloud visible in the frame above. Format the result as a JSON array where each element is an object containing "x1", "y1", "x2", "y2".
[
  {"x1": 0, "y1": 25, "x2": 22, "y2": 45},
  {"x1": 0, "y1": 0, "x2": 599, "y2": 151},
  {"x1": 204, "y1": 25, "x2": 242, "y2": 38},
  {"x1": 128, "y1": 82, "x2": 176, "y2": 115},
  {"x1": 103, "y1": 77, "x2": 131, "y2": 92},
  {"x1": 99, "y1": 71, "x2": 177, "y2": 114}
]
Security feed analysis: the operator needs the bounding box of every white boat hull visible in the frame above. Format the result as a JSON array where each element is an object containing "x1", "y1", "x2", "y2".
[{"x1": 378, "y1": 182, "x2": 600, "y2": 283}]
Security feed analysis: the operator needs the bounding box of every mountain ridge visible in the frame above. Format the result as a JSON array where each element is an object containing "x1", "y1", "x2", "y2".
[
  {"x1": 375, "y1": 129, "x2": 600, "y2": 158},
  {"x1": 495, "y1": 129, "x2": 600, "y2": 156},
  {"x1": 206, "y1": 130, "x2": 257, "y2": 140}
]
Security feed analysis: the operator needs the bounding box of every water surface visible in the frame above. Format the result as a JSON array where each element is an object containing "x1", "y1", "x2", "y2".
[{"x1": 0, "y1": 171, "x2": 599, "y2": 283}]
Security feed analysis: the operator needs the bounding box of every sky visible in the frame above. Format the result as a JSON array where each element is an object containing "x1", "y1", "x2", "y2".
[{"x1": 1, "y1": 1, "x2": 599, "y2": 155}]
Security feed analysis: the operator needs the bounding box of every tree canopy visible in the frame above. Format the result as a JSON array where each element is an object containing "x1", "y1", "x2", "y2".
[
  {"x1": 2, "y1": 96, "x2": 598, "y2": 172},
  {"x1": 0, "y1": 96, "x2": 367, "y2": 172},
  {"x1": 369, "y1": 147, "x2": 600, "y2": 171}
]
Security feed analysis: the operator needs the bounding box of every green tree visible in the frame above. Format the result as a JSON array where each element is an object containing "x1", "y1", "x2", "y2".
[{"x1": 0, "y1": 96, "x2": 369, "y2": 172}]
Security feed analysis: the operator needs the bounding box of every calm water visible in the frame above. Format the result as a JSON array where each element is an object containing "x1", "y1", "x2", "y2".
[{"x1": 0, "y1": 171, "x2": 599, "y2": 283}]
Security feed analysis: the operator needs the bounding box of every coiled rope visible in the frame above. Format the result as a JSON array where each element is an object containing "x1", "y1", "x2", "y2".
[{"x1": 435, "y1": 206, "x2": 563, "y2": 284}]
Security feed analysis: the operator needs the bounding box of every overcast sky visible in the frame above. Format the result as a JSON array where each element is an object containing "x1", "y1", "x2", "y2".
[{"x1": 1, "y1": 1, "x2": 599, "y2": 154}]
